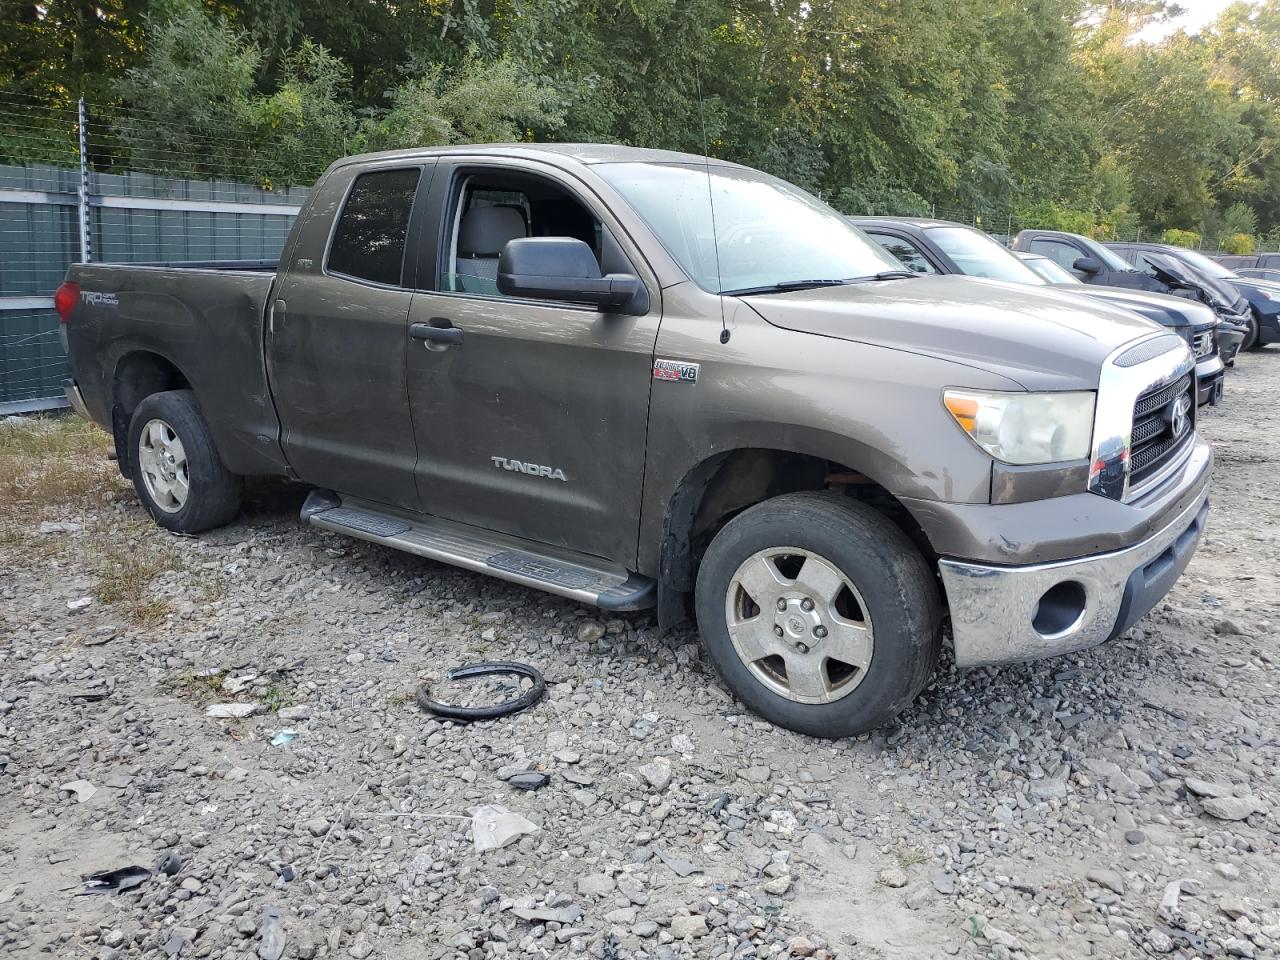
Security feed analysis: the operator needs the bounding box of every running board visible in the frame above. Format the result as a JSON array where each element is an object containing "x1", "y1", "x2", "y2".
[{"x1": 300, "y1": 490, "x2": 655, "y2": 611}]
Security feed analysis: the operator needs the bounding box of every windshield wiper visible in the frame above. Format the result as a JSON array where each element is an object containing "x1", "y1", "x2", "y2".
[
  {"x1": 722, "y1": 278, "x2": 853, "y2": 296},
  {"x1": 854, "y1": 270, "x2": 919, "y2": 281}
]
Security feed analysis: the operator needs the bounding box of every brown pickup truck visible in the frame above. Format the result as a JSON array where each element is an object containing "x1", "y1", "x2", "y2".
[{"x1": 58, "y1": 144, "x2": 1211, "y2": 737}]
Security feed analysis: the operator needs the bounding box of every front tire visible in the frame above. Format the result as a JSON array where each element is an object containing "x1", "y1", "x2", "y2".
[
  {"x1": 1244, "y1": 312, "x2": 1260, "y2": 351},
  {"x1": 128, "y1": 390, "x2": 242, "y2": 533},
  {"x1": 694, "y1": 492, "x2": 942, "y2": 738}
]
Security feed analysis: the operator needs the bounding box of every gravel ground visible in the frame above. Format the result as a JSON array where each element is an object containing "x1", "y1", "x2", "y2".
[{"x1": 2, "y1": 348, "x2": 1278, "y2": 960}]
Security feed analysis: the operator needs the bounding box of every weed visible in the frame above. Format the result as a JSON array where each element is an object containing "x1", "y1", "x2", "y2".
[
  {"x1": 165, "y1": 670, "x2": 224, "y2": 704},
  {"x1": 88, "y1": 526, "x2": 182, "y2": 626},
  {"x1": 261, "y1": 684, "x2": 295, "y2": 712},
  {"x1": 896, "y1": 846, "x2": 930, "y2": 868},
  {"x1": 386, "y1": 689, "x2": 415, "y2": 706}
]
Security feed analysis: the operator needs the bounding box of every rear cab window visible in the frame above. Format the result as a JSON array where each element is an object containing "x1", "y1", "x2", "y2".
[
  {"x1": 326, "y1": 168, "x2": 422, "y2": 286},
  {"x1": 1028, "y1": 238, "x2": 1084, "y2": 271},
  {"x1": 865, "y1": 233, "x2": 939, "y2": 274}
]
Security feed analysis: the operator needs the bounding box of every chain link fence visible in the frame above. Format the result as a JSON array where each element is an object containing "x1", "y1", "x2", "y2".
[{"x1": 0, "y1": 93, "x2": 317, "y2": 412}]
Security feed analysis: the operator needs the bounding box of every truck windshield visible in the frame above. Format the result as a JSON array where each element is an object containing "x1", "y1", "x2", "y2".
[
  {"x1": 594, "y1": 162, "x2": 902, "y2": 294},
  {"x1": 1081, "y1": 239, "x2": 1134, "y2": 272},
  {"x1": 1022, "y1": 255, "x2": 1081, "y2": 284},
  {"x1": 925, "y1": 226, "x2": 1044, "y2": 284}
]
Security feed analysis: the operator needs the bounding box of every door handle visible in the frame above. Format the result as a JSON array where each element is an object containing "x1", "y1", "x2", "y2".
[{"x1": 410, "y1": 321, "x2": 464, "y2": 346}]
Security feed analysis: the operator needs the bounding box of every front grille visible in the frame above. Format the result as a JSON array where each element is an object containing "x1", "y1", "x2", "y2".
[
  {"x1": 1193, "y1": 329, "x2": 1215, "y2": 359},
  {"x1": 1130, "y1": 374, "x2": 1194, "y2": 488}
]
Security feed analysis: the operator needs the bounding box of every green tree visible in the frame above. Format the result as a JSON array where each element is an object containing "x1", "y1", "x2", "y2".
[{"x1": 360, "y1": 56, "x2": 564, "y2": 150}]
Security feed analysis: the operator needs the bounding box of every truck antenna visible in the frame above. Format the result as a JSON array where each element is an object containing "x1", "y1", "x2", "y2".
[{"x1": 695, "y1": 64, "x2": 730, "y2": 345}]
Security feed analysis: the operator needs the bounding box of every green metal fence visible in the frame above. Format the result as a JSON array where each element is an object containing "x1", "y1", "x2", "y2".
[{"x1": 0, "y1": 79, "x2": 316, "y2": 414}]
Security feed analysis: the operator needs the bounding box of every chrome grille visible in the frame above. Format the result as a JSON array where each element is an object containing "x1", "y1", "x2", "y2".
[
  {"x1": 1130, "y1": 374, "x2": 1194, "y2": 488},
  {"x1": 1193, "y1": 330, "x2": 1215, "y2": 359}
]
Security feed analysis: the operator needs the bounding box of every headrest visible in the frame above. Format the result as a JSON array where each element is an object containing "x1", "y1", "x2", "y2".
[{"x1": 458, "y1": 205, "x2": 527, "y2": 258}]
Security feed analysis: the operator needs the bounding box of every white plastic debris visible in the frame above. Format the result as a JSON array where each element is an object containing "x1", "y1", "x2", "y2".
[
  {"x1": 60, "y1": 779, "x2": 97, "y2": 803},
  {"x1": 205, "y1": 703, "x2": 262, "y2": 719},
  {"x1": 66, "y1": 597, "x2": 93, "y2": 612},
  {"x1": 221, "y1": 673, "x2": 258, "y2": 695},
  {"x1": 469, "y1": 804, "x2": 539, "y2": 852}
]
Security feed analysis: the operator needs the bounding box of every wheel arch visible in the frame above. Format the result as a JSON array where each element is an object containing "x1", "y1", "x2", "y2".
[
  {"x1": 653, "y1": 445, "x2": 935, "y2": 630},
  {"x1": 109, "y1": 350, "x2": 194, "y2": 479}
]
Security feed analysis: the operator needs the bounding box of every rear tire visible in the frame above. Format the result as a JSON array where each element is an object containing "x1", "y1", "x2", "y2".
[
  {"x1": 128, "y1": 390, "x2": 241, "y2": 533},
  {"x1": 694, "y1": 492, "x2": 942, "y2": 738},
  {"x1": 1244, "y1": 313, "x2": 1260, "y2": 351}
]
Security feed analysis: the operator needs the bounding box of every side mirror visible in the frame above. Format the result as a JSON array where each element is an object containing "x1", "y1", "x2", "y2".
[
  {"x1": 497, "y1": 237, "x2": 640, "y2": 311},
  {"x1": 1073, "y1": 256, "x2": 1102, "y2": 276}
]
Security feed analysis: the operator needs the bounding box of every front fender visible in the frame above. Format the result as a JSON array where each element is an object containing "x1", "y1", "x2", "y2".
[{"x1": 636, "y1": 294, "x2": 1016, "y2": 575}]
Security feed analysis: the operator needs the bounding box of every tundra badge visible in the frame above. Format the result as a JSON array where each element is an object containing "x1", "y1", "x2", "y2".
[
  {"x1": 653, "y1": 359, "x2": 700, "y2": 384},
  {"x1": 491, "y1": 457, "x2": 568, "y2": 482}
]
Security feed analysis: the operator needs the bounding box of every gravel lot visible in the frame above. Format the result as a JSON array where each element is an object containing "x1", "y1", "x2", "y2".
[{"x1": 2, "y1": 348, "x2": 1278, "y2": 960}]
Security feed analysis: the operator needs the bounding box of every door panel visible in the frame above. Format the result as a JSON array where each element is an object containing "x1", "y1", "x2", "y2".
[
  {"x1": 406, "y1": 161, "x2": 661, "y2": 565},
  {"x1": 267, "y1": 162, "x2": 433, "y2": 510},
  {"x1": 406, "y1": 293, "x2": 659, "y2": 564}
]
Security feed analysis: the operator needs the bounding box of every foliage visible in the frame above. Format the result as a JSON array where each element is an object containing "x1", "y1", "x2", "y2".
[
  {"x1": 358, "y1": 56, "x2": 565, "y2": 151},
  {"x1": 1220, "y1": 232, "x2": 1256, "y2": 254},
  {"x1": 3, "y1": 0, "x2": 1280, "y2": 240},
  {"x1": 1161, "y1": 228, "x2": 1202, "y2": 248}
]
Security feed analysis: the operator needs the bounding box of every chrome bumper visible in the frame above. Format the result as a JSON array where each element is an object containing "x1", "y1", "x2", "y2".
[
  {"x1": 939, "y1": 483, "x2": 1210, "y2": 668},
  {"x1": 64, "y1": 380, "x2": 90, "y2": 420}
]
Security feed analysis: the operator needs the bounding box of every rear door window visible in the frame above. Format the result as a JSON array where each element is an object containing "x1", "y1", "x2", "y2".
[
  {"x1": 1028, "y1": 238, "x2": 1084, "y2": 270},
  {"x1": 865, "y1": 232, "x2": 939, "y2": 274},
  {"x1": 327, "y1": 168, "x2": 422, "y2": 286}
]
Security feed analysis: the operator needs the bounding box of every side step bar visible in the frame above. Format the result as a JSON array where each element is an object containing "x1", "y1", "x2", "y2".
[{"x1": 300, "y1": 490, "x2": 656, "y2": 611}]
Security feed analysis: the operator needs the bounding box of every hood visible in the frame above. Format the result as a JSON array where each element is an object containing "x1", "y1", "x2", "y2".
[
  {"x1": 741, "y1": 274, "x2": 1161, "y2": 390},
  {"x1": 1050, "y1": 283, "x2": 1217, "y2": 330},
  {"x1": 1148, "y1": 253, "x2": 1248, "y2": 314},
  {"x1": 1231, "y1": 277, "x2": 1280, "y2": 314}
]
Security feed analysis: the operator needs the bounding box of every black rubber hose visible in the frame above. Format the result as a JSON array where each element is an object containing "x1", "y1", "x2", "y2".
[{"x1": 416, "y1": 661, "x2": 546, "y2": 722}]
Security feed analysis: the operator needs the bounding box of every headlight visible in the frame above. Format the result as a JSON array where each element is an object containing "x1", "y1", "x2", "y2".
[{"x1": 943, "y1": 389, "x2": 1096, "y2": 464}]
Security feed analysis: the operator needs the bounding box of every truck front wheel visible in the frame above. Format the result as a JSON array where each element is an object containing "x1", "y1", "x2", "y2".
[
  {"x1": 694, "y1": 492, "x2": 942, "y2": 738},
  {"x1": 127, "y1": 390, "x2": 242, "y2": 533}
]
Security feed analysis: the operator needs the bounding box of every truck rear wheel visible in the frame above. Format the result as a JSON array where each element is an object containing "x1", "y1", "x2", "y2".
[
  {"x1": 694, "y1": 492, "x2": 942, "y2": 738},
  {"x1": 128, "y1": 390, "x2": 242, "y2": 533}
]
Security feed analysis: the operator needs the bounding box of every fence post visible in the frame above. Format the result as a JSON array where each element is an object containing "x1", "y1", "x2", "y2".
[{"x1": 76, "y1": 98, "x2": 91, "y2": 263}]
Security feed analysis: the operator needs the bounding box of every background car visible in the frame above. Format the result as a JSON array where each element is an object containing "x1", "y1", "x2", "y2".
[
  {"x1": 855, "y1": 217, "x2": 1227, "y2": 405},
  {"x1": 1108, "y1": 242, "x2": 1280, "y2": 351},
  {"x1": 1216, "y1": 252, "x2": 1280, "y2": 271},
  {"x1": 1239, "y1": 267, "x2": 1280, "y2": 283},
  {"x1": 1019, "y1": 251, "x2": 1245, "y2": 365},
  {"x1": 1010, "y1": 229, "x2": 1256, "y2": 350}
]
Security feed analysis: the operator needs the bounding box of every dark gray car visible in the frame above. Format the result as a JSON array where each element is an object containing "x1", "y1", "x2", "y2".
[{"x1": 59, "y1": 145, "x2": 1211, "y2": 738}]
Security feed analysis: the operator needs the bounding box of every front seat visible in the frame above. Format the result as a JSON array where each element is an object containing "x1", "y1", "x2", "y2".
[{"x1": 455, "y1": 205, "x2": 528, "y2": 295}]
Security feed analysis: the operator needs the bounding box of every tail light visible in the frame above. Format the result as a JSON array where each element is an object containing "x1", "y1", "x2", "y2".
[{"x1": 54, "y1": 281, "x2": 80, "y2": 323}]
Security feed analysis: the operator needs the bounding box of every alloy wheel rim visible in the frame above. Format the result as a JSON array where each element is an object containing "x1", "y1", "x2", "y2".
[
  {"x1": 137, "y1": 418, "x2": 189, "y2": 513},
  {"x1": 724, "y1": 546, "x2": 874, "y2": 704}
]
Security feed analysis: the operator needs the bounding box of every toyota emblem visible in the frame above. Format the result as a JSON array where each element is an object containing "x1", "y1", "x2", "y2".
[{"x1": 1169, "y1": 393, "x2": 1191, "y2": 438}]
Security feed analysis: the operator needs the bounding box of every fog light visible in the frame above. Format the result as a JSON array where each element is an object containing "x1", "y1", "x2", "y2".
[{"x1": 1032, "y1": 581, "x2": 1087, "y2": 639}]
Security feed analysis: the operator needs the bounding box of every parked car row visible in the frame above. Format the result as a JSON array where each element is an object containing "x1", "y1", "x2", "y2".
[
  {"x1": 855, "y1": 217, "x2": 1228, "y2": 405},
  {"x1": 1009, "y1": 228, "x2": 1277, "y2": 353},
  {"x1": 60, "y1": 146, "x2": 1216, "y2": 738}
]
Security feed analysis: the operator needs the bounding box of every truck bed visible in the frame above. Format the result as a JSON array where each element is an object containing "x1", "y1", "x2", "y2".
[{"x1": 64, "y1": 261, "x2": 288, "y2": 477}]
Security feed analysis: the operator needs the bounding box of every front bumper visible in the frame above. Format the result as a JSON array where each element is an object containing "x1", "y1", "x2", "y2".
[
  {"x1": 1195, "y1": 354, "x2": 1224, "y2": 406},
  {"x1": 1217, "y1": 324, "x2": 1246, "y2": 364},
  {"x1": 938, "y1": 484, "x2": 1210, "y2": 668}
]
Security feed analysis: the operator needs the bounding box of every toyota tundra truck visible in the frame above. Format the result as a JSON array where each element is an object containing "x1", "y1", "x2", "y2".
[{"x1": 58, "y1": 145, "x2": 1211, "y2": 738}]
